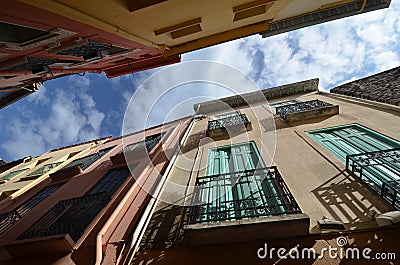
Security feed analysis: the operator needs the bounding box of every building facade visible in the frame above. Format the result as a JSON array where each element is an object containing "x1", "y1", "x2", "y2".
[
  {"x1": 0, "y1": 138, "x2": 109, "y2": 204},
  {"x1": 0, "y1": 118, "x2": 190, "y2": 264},
  {"x1": 0, "y1": 71, "x2": 399, "y2": 264},
  {"x1": 0, "y1": 0, "x2": 181, "y2": 109},
  {"x1": 0, "y1": 0, "x2": 392, "y2": 109},
  {"x1": 19, "y1": 0, "x2": 392, "y2": 58},
  {"x1": 130, "y1": 78, "x2": 400, "y2": 264}
]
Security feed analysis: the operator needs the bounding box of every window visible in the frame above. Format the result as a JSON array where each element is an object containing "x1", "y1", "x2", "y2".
[
  {"x1": 214, "y1": 110, "x2": 241, "y2": 119},
  {"x1": 308, "y1": 124, "x2": 400, "y2": 209},
  {"x1": 0, "y1": 22, "x2": 75, "y2": 50},
  {"x1": 0, "y1": 22, "x2": 49, "y2": 44},
  {"x1": 87, "y1": 166, "x2": 133, "y2": 195},
  {"x1": 123, "y1": 133, "x2": 164, "y2": 153},
  {"x1": 61, "y1": 147, "x2": 114, "y2": 172},
  {"x1": 307, "y1": 124, "x2": 400, "y2": 161},
  {"x1": 1, "y1": 168, "x2": 27, "y2": 181},
  {"x1": 25, "y1": 162, "x2": 62, "y2": 177},
  {"x1": 269, "y1": 99, "x2": 300, "y2": 110},
  {"x1": 0, "y1": 183, "x2": 63, "y2": 234},
  {"x1": 144, "y1": 133, "x2": 163, "y2": 152},
  {"x1": 18, "y1": 167, "x2": 133, "y2": 242},
  {"x1": 189, "y1": 142, "x2": 300, "y2": 224}
]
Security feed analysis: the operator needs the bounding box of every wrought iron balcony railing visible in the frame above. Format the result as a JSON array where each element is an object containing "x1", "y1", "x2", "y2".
[
  {"x1": 188, "y1": 166, "x2": 301, "y2": 224},
  {"x1": 0, "y1": 210, "x2": 22, "y2": 234},
  {"x1": 120, "y1": 133, "x2": 163, "y2": 155},
  {"x1": 61, "y1": 147, "x2": 113, "y2": 172},
  {"x1": 0, "y1": 183, "x2": 63, "y2": 234},
  {"x1": 207, "y1": 113, "x2": 250, "y2": 131},
  {"x1": 346, "y1": 148, "x2": 400, "y2": 209},
  {"x1": 18, "y1": 192, "x2": 111, "y2": 242},
  {"x1": 276, "y1": 99, "x2": 333, "y2": 120}
]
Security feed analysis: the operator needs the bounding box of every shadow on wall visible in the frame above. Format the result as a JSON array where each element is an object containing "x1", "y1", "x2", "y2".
[
  {"x1": 139, "y1": 203, "x2": 183, "y2": 250},
  {"x1": 132, "y1": 224, "x2": 400, "y2": 265},
  {"x1": 180, "y1": 130, "x2": 206, "y2": 154},
  {"x1": 311, "y1": 170, "x2": 394, "y2": 226}
]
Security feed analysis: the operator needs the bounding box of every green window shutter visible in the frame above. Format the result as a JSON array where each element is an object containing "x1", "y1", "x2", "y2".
[
  {"x1": 207, "y1": 147, "x2": 230, "y2": 175},
  {"x1": 207, "y1": 142, "x2": 262, "y2": 175},
  {"x1": 308, "y1": 124, "x2": 400, "y2": 209},
  {"x1": 214, "y1": 111, "x2": 240, "y2": 119},
  {"x1": 270, "y1": 99, "x2": 300, "y2": 110},
  {"x1": 27, "y1": 162, "x2": 62, "y2": 177},
  {"x1": 309, "y1": 124, "x2": 400, "y2": 161},
  {"x1": 1, "y1": 168, "x2": 27, "y2": 181},
  {"x1": 199, "y1": 142, "x2": 286, "y2": 223}
]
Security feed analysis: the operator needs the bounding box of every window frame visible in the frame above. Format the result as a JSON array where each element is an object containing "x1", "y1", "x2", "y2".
[
  {"x1": 190, "y1": 141, "x2": 295, "y2": 224},
  {"x1": 0, "y1": 22, "x2": 75, "y2": 51},
  {"x1": 17, "y1": 166, "x2": 134, "y2": 242},
  {"x1": 269, "y1": 99, "x2": 300, "y2": 110},
  {"x1": 25, "y1": 162, "x2": 63, "y2": 178},
  {"x1": 0, "y1": 182, "x2": 64, "y2": 234},
  {"x1": 307, "y1": 123, "x2": 400, "y2": 162},
  {"x1": 61, "y1": 146, "x2": 114, "y2": 172},
  {"x1": 0, "y1": 168, "x2": 28, "y2": 181}
]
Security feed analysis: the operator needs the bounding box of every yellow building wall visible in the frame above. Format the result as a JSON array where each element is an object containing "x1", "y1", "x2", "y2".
[{"x1": 0, "y1": 138, "x2": 110, "y2": 206}]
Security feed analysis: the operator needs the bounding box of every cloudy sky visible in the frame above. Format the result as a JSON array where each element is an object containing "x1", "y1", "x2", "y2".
[{"x1": 1, "y1": 2, "x2": 400, "y2": 162}]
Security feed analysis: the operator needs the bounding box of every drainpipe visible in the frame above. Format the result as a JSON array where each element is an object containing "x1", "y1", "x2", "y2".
[
  {"x1": 49, "y1": 0, "x2": 167, "y2": 52},
  {"x1": 95, "y1": 118, "x2": 193, "y2": 265},
  {"x1": 121, "y1": 118, "x2": 194, "y2": 265}
]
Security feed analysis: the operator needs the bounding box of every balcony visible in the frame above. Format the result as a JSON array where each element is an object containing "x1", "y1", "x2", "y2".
[
  {"x1": 50, "y1": 148, "x2": 113, "y2": 181},
  {"x1": 18, "y1": 192, "x2": 110, "y2": 242},
  {"x1": 206, "y1": 113, "x2": 251, "y2": 139},
  {"x1": 346, "y1": 148, "x2": 400, "y2": 210},
  {"x1": 185, "y1": 166, "x2": 309, "y2": 246},
  {"x1": 276, "y1": 99, "x2": 338, "y2": 122},
  {"x1": 110, "y1": 133, "x2": 163, "y2": 165},
  {"x1": 0, "y1": 210, "x2": 21, "y2": 234},
  {"x1": 189, "y1": 166, "x2": 301, "y2": 224}
]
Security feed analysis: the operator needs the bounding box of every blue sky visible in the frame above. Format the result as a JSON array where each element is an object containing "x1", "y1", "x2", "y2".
[{"x1": 1, "y1": 2, "x2": 400, "y2": 162}]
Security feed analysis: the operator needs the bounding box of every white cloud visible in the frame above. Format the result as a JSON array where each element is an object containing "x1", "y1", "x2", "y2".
[
  {"x1": 182, "y1": 1, "x2": 400, "y2": 92},
  {"x1": 1, "y1": 82, "x2": 106, "y2": 160},
  {"x1": 27, "y1": 84, "x2": 49, "y2": 105},
  {"x1": 68, "y1": 74, "x2": 91, "y2": 90},
  {"x1": 2, "y1": 120, "x2": 47, "y2": 159},
  {"x1": 374, "y1": 51, "x2": 400, "y2": 72}
]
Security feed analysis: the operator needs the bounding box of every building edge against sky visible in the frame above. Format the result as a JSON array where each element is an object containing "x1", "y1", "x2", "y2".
[
  {"x1": 0, "y1": 68, "x2": 399, "y2": 264},
  {"x1": 0, "y1": 0, "x2": 393, "y2": 109}
]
